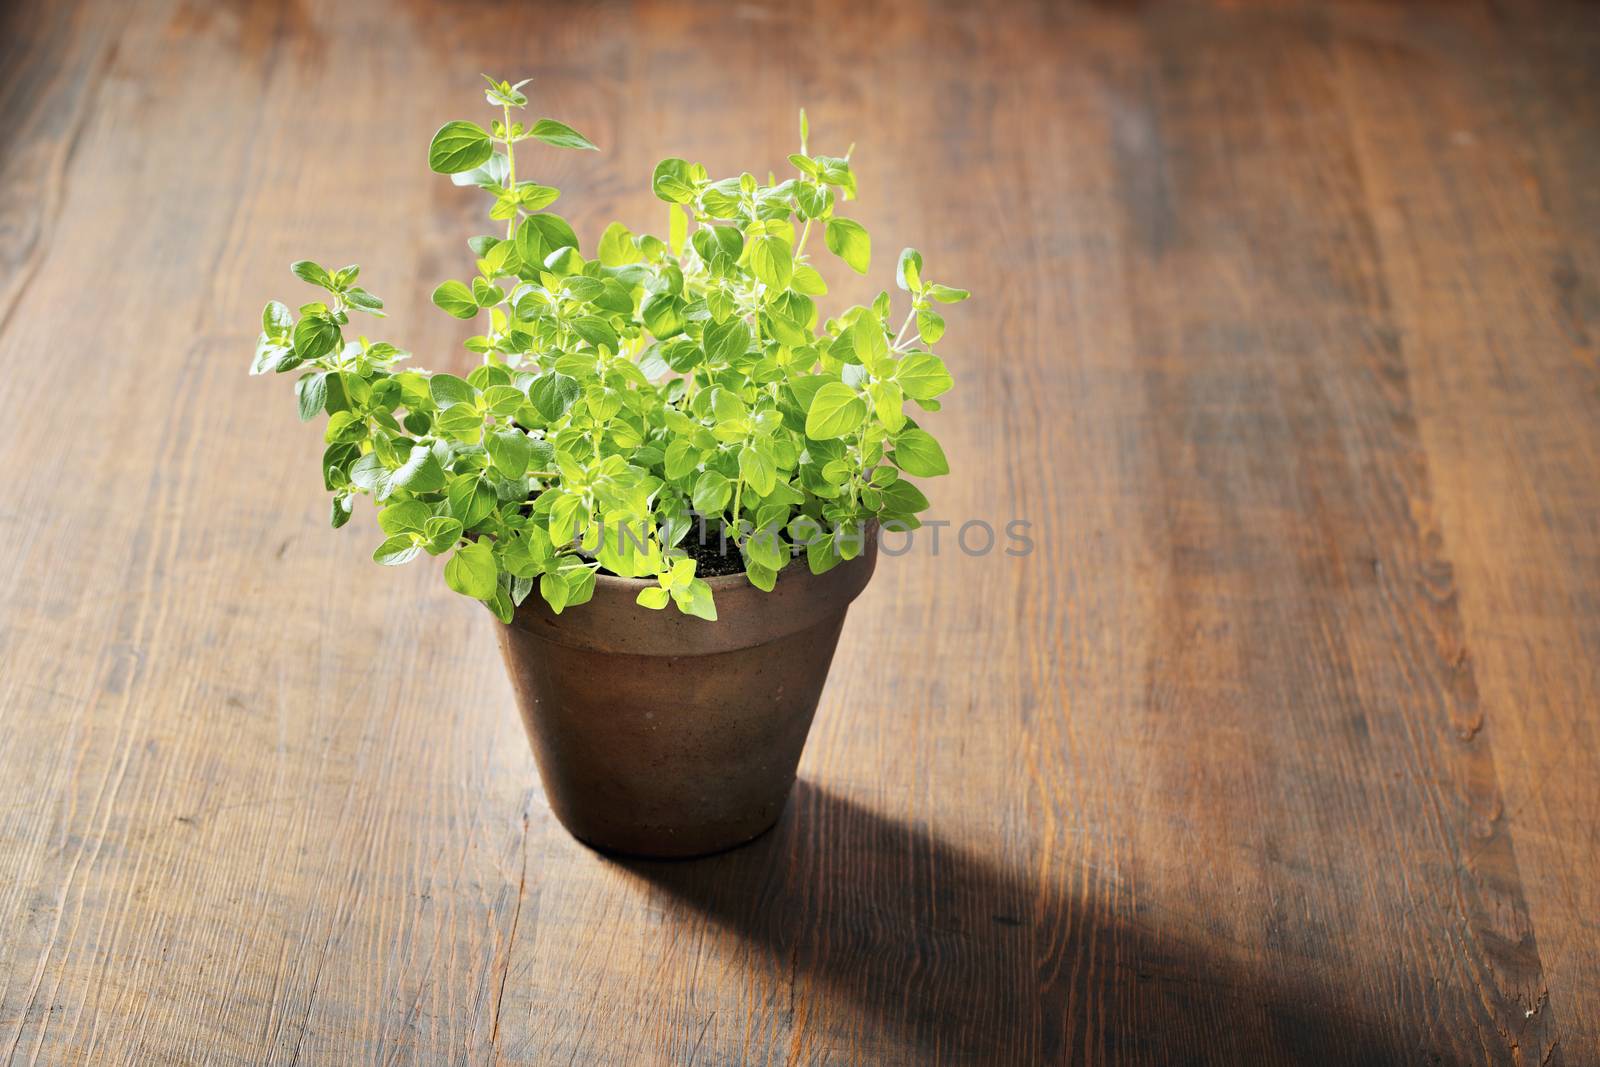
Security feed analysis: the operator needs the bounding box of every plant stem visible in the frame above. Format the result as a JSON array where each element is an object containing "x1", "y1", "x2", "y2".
[
  {"x1": 893, "y1": 307, "x2": 917, "y2": 348},
  {"x1": 502, "y1": 102, "x2": 517, "y2": 239}
]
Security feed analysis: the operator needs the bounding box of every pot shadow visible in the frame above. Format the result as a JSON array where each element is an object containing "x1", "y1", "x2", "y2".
[{"x1": 610, "y1": 781, "x2": 1422, "y2": 1065}]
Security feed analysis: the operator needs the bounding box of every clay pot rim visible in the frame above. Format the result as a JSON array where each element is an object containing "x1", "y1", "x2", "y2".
[{"x1": 507, "y1": 529, "x2": 879, "y2": 656}]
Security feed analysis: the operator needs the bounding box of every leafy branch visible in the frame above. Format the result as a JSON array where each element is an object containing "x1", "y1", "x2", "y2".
[{"x1": 251, "y1": 79, "x2": 965, "y2": 622}]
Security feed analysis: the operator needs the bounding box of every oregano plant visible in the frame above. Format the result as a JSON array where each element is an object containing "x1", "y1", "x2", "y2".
[{"x1": 251, "y1": 77, "x2": 965, "y2": 622}]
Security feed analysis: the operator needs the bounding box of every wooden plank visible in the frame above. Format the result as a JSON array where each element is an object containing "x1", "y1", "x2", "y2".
[
  {"x1": 0, "y1": 3, "x2": 536, "y2": 1064},
  {"x1": 1000, "y1": 7, "x2": 1559, "y2": 1063},
  {"x1": 0, "y1": 1, "x2": 1594, "y2": 1064},
  {"x1": 1332, "y1": 5, "x2": 1600, "y2": 1057}
]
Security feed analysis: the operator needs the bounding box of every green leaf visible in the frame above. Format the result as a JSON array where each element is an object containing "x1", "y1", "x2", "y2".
[
  {"x1": 295, "y1": 372, "x2": 328, "y2": 422},
  {"x1": 597, "y1": 221, "x2": 640, "y2": 266},
  {"x1": 879, "y1": 479, "x2": 931, "y2": 515},
  {"x1": 825, "y1": 218, "x2": 871, "y2": 274},
  {"x1": 539, "y1": 571, "x2": 571, "y2": 613},
  {"x1": 837, "y1": 524, "x2": 864, "y2": 560},
  {"x1": 543, "y1": 246, "x2": 584, "y2": 277},
  {"x1": 573, "y1": 311, "x2": 625, "y2": 349},
  {"x1": 429, "y1": 373, "x2": 478, "y2": 410},
  {"x1": 431, "y1": 280, "x2": 478, "y2": 318},
  {"x1": 502, "y1": 527, "x2": 553, "y2": 577},
  {"x1": 917, "y1": 308, "x2": 945, "y2": 345},
  {"x1": 791, "y1": 264, "x2": 828, "y2": 296},
  {"x1": 637, "y1": 585, "x2": 671, "y2": 609},
  {"x1": 702, "y1": 316, "x2": 751, "y2": 366},
  {"x1": 489, "y1": 586, "x2": 515, "y2": 623},
  {"x1": 652, "y1": 158, "x2": 697, "y2": 204},
  {"x1": 815, "y1": 155, "x2": 857, "y2": 198},
  {"x1": 805, "y1": 382, "x2": 867, "y2": 440},
  {"x1": 896, "y1": 247, "x2": 923, "y2": 292},
  {"x1": 482, "y1": 384, "x2": 526, "y2": 416},
  {"x1": 547, "y1": 493, "x2": 586, "y2": 547},
  {"x1": 291, "y1": 260, "x2": 333, "y2": 288},
  {"x1": 262, "y1": 300, "x2": 293, "y2": 336},
  {"x1": 673, "y1": 577, "x2": 717, "y2": 621},
  {"x1": 927, "y1": 283, "x2": 970, "y2": 303},
  {"x1": 472, "y1": 278, "x2": 505, "y2": 307},
  {"x1": 529, "y1": 371, "x2": 580, "y2": 421},
  {"x1": 513, "y1": 215, "x2": 547, "y2": 267},
  {"x1": 347, "y1": 450, "x2": 386, "y2": 490},
  {"x1": 448, "y1": 475, "x2": 497, "y2": 527},
  {"x1": 428, "y1": 120, "x2": 494, "y2": 174},
  {"x1": 487, "y1": 428, "x2": 533, "y2": 477},
  {"x1": 641, "y1": 291, "x2": 685, "y2": 339},
  {"x1": 444, "y1": 541, "x2": 498, "y2": 600},
  {"x1": 787, "y1": 373, "x2": 832, "y2": 413},
  {"x1": 530, "y1": 118, "x2": 597, "y2": 151},
  {"x1": 516, "y1": 183, "x2": 561, "y2": 211},
  {"x1": 451, "y1": 153, "x2": 510, "y2": 190},
  {"x1": 692, "y1": 470, "x2": 732, "y2": 514},
  {"x1": 852, "y1": 316, "x2": 890, "y2": 373},
  {"x1": 392, "y1": 444, "x2": 447, "y2": 493},
  {"x1": 668, "y1": 204, "x2": 688, "y2": 253},
  {"x1": 699, "y1": 178, "x2": 743, "y2": 219},
  {"x1": 373, "y1": 535, "x2": 422, "y2": 567},
  {"x1": 693, "y1": 225, "x2": 743, "y2": 264},
  {"x1": 481, "y1": 239, "x2": 519, "y2": 283},
  {"x1": 895, "y1": 353, "x2": 954, "y2": 400},
  {"x1": 764, "y1": 295, "x2": 811, "y2": 345},
  {"x1": 378, "y1": 500, "x2": 431, "y2": 535},
  {"x1": 292, "y1": 313, "x2": 341, "y2": 362},
  {"x1": 807, "y1": 532, "x2": 841, "y2": 574},
  {"x1": 891, "y1": 428, "x2": 949, "y2": 476},
  {"x1": 436, "y1": 405, "x2": 484, "y2": 441},
  {"x1": 592, "y1": 278, "x2": 635, "y2": 314},
  {"x1": 867, "y1": 380, "x2": 905, "y2": 432},
  {"x1": 422, "y1": 516, "x2": 463, "y2": 554},
  {"x1": 522, "y1": 212, "x2": 579, "y2": 254},
  {"x1": 743, "y1": 524, "x2": 786, "y2": 570},
  {"x1": 489, "y1": 192, "x2": 522, "y2": 221},
  {"x1": 482, "y1": 75, "x2": 528, "y2": 108},
  {"x1": 345, "y1": 287, "x2": 384, "y2": 314},
  {"x1": 664, "y1": 439, "x2": 699, "y2": 480},
  {"x1": 565, "y1": 566, "x2": 599, "y2": 610},
  {"x1": 709, "y1": 387, "x2": 746, "y2": 423},
  {"x1": 794, "y1": 182, "x2": 833, "y2": 220},
  {"x1": 749, "y1": 235, "x2": 793, "y2": 289},
  {"x1": 744, "y1": 560, "x2": 777, "y2": 592},
  {"x1": 738, "y1": 444, "x2": 777, "y2": 495}
]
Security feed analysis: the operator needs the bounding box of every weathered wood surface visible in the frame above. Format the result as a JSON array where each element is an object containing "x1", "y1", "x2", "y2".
[{"x1": 1, "y1": 1, "x2": 1596, "y2": 1063}]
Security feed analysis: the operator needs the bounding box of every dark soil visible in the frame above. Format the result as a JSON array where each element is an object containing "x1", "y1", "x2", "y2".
[
  {"x1": 588, "y1": 520, "x2": 748, "y2": 580},
  {"x1": 528, "y1": 489, "x2": 750, "y2": 580},
  {"x1": 677, "y1": 523, "x2": 748, "y2": 578}
]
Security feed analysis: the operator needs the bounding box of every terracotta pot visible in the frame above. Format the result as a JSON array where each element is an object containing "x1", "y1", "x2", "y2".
[{"x1": 496, "y1": 535, "x2": 878, "y2": 859}]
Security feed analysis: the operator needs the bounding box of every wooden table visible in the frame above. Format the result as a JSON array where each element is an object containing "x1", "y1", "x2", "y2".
[{"x1": 2, "y1": 1, "x2": 1596, "y2": 1063}]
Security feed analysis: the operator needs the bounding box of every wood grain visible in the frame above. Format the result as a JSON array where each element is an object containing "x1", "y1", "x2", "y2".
[{"x1": 0, "y1": 1, "x2": 1595, "y2": 1063}]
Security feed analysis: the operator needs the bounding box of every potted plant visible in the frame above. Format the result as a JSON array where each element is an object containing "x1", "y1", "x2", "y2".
[{"x1": 250, "y1": 77, "x2": 966, "y2": 857}]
